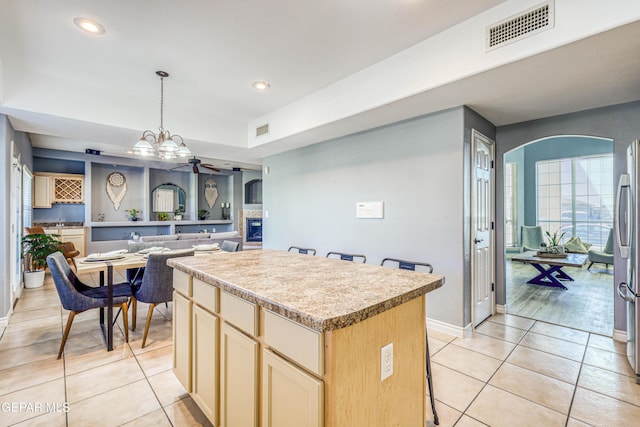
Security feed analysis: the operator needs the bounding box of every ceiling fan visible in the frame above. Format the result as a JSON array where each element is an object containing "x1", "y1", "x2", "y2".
[{"x1": 171, "y1": 156, "x2": 220, "y2": 174}]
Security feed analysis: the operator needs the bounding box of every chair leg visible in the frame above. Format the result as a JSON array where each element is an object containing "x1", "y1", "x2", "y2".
[
  {"x1": 587, "y1": 261, "x2": 594, "y2": 270},
  {"x1": 426, "y1": 326, "x2": 439, "y2": 425},
  {"x1": 141, "y1": 303, "x2": 157, "y2": 349},
  {"x1": 121, "y1": 302, "x2": 129, "y2": 343},
  {"x1": 58, "y1": 311, "x2": 77, "y2": 359},
  {"x1": 131, "y1": 297, "x2": 137, "y2": 331},
  {"x1": 69, "y1": 257, "x2": 77, "y2": 271}
]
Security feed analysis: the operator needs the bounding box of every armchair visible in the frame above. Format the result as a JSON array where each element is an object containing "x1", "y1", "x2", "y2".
[{"x1": 587, "y1": 228, "x2": 614, "y2": 270}]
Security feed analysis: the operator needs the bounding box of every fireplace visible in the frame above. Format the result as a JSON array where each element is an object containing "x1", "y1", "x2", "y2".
[{"x1": 246, "y1": 218, "x2": 263, "y2": 242}]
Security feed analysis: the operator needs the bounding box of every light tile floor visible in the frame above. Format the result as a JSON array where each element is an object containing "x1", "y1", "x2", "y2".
[{"x1": 2, "y1": 273, "x2": 639, "y2": 426}]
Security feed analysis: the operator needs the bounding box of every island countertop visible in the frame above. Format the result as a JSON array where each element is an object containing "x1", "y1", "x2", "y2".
[{"x1": 168, "y1": 249, "x2": 443, "y2": 332}]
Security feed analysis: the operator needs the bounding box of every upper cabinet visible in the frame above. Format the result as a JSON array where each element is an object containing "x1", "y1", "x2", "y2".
[{"x1": 33, "y1": 172, "x2": 85, "y2": 207}]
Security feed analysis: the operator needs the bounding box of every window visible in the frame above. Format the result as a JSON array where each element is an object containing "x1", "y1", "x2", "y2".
[
  {"x1": 536, "y1": 154, "x2": 613, "y2": 249},
  {"x1": 505, "y1": 162, "x2": 517, "y2": 246}
]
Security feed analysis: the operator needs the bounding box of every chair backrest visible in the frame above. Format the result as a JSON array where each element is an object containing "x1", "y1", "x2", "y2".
[
  {"x1": 221, "y1": 240, "x2": 240, "y2": 252},
  {"x1": 288, "y1": 246, "x2": 316, "y2": 255},
  {"x1": 136, "y1": 249, "x2": 195, "y2": 304},
  {"x1": 26, "y1": 226, "x2": 46, "y2": 235},
  {"x1": 381, "y1": 257, "x2": 433, "y2": 273},
  {"x1": 521, "y1": 225, "x2": 543, "y2": 251},
  {"x1": 46, "y1": 251, "x2": 94, "y2": 311},
  {"x1": 603, "y1": 228, "x2": 614, "y2": 254},
  {"x1": 326, "y1": 251, "x2": 367, "y2": 263}
]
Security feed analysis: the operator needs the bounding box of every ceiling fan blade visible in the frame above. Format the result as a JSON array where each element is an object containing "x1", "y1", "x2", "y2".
[
  {"x1": 169, "y1": 163, "x2": 190, "y2": 171},
  {"x1": 201, "y1": 164, "x2": 220, "y2": 172}
]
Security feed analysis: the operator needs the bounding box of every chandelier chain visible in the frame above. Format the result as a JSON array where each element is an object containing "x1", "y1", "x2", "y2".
[{"x1": 159, "y1": 76, "x2": 164, "y2": 132}]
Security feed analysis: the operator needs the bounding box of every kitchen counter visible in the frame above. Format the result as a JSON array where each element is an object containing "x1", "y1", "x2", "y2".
[
  {"x1": 167, "y1": 248, "x2": 443, "y2": 332},
  {"x1": 170, "y1": 248, "x2": 443, "y2": 426}
]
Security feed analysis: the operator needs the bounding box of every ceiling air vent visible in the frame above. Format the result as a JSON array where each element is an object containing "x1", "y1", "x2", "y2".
[
  {"x1": 486, "y1": 1, "x2": 554, "y2": 50},
  {"x1": 256, "y1": 123, "x2": 270, "y2": 137}
]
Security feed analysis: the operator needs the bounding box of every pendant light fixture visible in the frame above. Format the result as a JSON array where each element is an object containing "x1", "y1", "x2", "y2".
[{"x1": 133, "y1": 71, "x2": 191, "y2": 159}]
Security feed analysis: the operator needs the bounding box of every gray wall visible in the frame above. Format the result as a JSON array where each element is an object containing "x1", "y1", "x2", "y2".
[
  {"x1": 0, "y1": 115, "x2": 13, "y2": 319},
  {"x1": 495, "y1": 101, "x2": 640, "y2": 332},
  {"x1": 264, "y1": 107, "x2": 470, "y2": 327}
]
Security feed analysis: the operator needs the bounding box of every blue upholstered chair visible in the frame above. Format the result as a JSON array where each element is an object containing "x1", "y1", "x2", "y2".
[
  {"x1": 130, "y1": 249, "x2": 194, "y2": 347},
  {"x1": 521, "y1": 225, "x2": 544, "y2": 252},
  {"x1": 288, "y1": 246, "x2": 316, "y2": 255},
  {"x1": 221, "y1": 240, "x2": 240, "y2": 252},
  {"x1": 380, "y1": 256, "x2": 438, "y2": 425},
  {"x1": 326, "y1": 251, "x2": 367, "y2": 263},
  {"x1": 46, "y1": 251, "x2": 132, "y2": 359},
  {"x1": 587, "y1": 228, "x2": 614, "y2": 270}
]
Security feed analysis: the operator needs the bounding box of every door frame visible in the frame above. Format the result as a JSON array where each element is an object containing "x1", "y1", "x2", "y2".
[{"x1": 470, "y1": 129, "x2": 496, "y2": 328}]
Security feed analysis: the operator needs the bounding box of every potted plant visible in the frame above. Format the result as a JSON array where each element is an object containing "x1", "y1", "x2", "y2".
[
  {"x1": 544, "y1": 229, "x2": 567, "y2": 254},
  {"x1": 198, "y1": 209, "x2": 209, "y2": 220},
  {"x1": 22, "y1": 233, "x2": 61, "y2": 288},
  {"x1": 126, "y1": 208, "x2": 140, "y2": 221},
  {"x1": 157, "y1": 212, "x2": 169, "y2": 221},
  {"x1": 174, "y1": 209, "x2": 183, "y2": 221}
]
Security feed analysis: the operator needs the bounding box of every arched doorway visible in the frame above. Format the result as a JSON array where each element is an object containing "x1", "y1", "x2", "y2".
[{"x1": 503, "y1": 135, "x2": 614, "y2": 335}]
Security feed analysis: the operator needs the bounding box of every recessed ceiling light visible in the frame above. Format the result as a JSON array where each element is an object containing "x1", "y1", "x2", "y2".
[
  {"x1": 252, "y1": 81, "x2": 270, "y2": 91},
  {"x1": 73, "y1": 17, "x2": 106, "y2": 35}
]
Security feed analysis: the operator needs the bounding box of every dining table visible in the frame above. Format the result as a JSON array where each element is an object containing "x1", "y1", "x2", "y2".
[
  {"x1": 75, "y1": 248, "x2": 223, "y2": 351},
  {"x1": 74, "y1": 252, "x2": 147, "y2": 351}
]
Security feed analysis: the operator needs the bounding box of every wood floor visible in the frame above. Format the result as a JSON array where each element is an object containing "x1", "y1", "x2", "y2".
[{"x1": 506, "y1": 258, "x2": 614, "y2": 336}]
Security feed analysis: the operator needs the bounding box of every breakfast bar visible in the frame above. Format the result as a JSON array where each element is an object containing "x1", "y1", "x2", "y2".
[{"x1": 168, "y1": 249, "x2": 443, "y2": 426}]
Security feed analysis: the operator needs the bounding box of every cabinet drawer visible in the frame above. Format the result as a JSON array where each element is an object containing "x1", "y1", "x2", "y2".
[
  {"x1": 193, "y1": 278, "x2": 218, "y2": 313},
  {"x1": 264, "y1": 310, "x2": 323, "y2": 376},
  {"x1": 220, "y1": 291, "x2": 258, "y2": 337},
  {"x1": 60, "y1": 228, "x2": 84, "y2": 237},
  {"x1": 173, "y1": 270, "x2": 192, "y2": 297}
]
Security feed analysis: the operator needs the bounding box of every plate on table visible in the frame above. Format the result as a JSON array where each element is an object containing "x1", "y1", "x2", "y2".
[{"x1": 82, "y1": 254, "x2": 127, "y2": 262}]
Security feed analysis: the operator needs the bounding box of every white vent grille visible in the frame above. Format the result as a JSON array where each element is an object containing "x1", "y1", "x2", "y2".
[
  {"x1": 256, "y1": 123, "x2": 270, "y2": 137},
  {"x1": 487, "y1": 1, "x2": 554, "y2": 50}
]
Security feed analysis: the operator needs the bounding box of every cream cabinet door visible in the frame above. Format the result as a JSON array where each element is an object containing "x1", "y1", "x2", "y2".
[
  {"x1": 192, "y1": 304, "x2": 219, "y2": 425},
  {"x1": 220, "y1": 322, "x2": 258, "y2": 427},
  {"x1": 33, "y1": 175, "x2": 52, "y2": 208},
  {"x1": 262, "y1": 350, "x2": 323, "y2": 427},
  {"x1": 173, "y1": 291, "x2": 192, "y2": 392},
  {"x1": 60, "y1": 228, "x2": 85, "y2": 257}
]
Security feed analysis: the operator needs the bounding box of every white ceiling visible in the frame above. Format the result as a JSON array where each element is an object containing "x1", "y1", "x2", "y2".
[{"x1": 1, "y1": 0, "x2": 639, "y2": 170}]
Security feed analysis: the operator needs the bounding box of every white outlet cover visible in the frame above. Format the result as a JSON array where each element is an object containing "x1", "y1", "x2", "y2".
[{"x1": 381, "y1": 342, "x2": 393, "y2": 381}]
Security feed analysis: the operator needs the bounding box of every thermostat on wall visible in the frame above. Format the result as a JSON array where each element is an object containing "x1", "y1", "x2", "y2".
[{"x1": 356, "y1": 201, "x2": 384, "y2": 219}]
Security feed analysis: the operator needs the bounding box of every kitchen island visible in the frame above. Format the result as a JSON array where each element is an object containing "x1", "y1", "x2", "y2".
[{"x1": 168, "y1": 249, "x2": 443, "y2": 427}]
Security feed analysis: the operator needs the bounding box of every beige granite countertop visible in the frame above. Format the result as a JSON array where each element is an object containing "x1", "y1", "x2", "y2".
[{"x1": 168, "y1": 249, "x2": 443, "y2": 332}]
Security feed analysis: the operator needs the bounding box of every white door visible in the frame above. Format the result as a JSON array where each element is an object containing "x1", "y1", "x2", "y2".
[
  {"x1": 471, "y1": 130, "x2": 495, "y2": 326},
  {"x1": 10, "y1": 147, "x2": 23, "y2": 303}
]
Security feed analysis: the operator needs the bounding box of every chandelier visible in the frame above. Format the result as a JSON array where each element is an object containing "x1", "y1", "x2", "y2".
[{"x1": 133, "y1": 71, "x2": 191, "y2": 159}]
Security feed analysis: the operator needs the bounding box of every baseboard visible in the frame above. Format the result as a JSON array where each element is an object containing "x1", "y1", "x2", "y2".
[
  {"x1": 613, "y1": 328, "x2": 627, "y2": 342},
  {"x1": 427, "y1": 317, "x2": 473, "y2": 338},
  {"x1": 0, "y1": 310, "x2": 12, "y2": 328},
  {"x1": 496, "y1": 304, "x2": 507, "y2": 314}
]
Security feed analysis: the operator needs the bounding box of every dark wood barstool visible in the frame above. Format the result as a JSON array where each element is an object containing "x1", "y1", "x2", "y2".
[{"x1": 381, "y1": 257, "x2": 438, "y2": 425}]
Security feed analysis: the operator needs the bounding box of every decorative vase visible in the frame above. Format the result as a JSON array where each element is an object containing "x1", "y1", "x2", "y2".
[
  {"x1": 175, "y1": 214, "x2": 182, "y2": 221},
  {"x1": 548, "y1": 245, "x2": 565, "y2": 254},
  {"x1": 24, "y1": 270, "x2": 45, "y2": 289}
]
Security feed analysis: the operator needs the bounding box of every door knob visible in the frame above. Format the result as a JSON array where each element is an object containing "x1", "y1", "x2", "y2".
[{"x1": 474, "y1": 238, "x2": 483, "y2": 244}]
